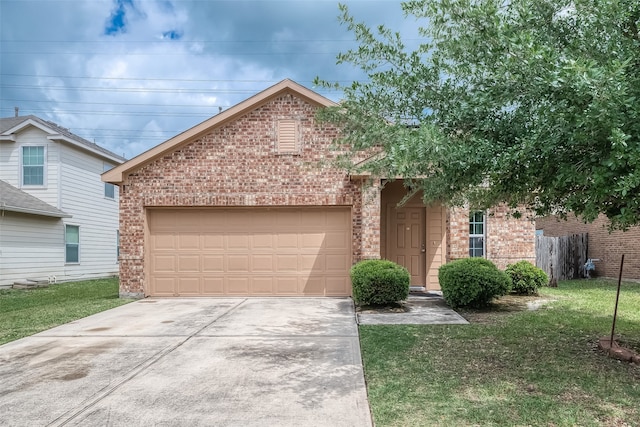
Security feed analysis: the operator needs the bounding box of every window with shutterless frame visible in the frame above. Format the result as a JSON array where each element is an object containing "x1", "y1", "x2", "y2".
[
  {"x1": 104, "y1": 163, "x2": 115, "y2": 199},
  {"x1": 22, "y1": 145, "x2": 45, "y2": 186},
  {"x1": 65, "y1": 225, "x2": 80, "y2": 263},
  {"x1": 469, "y1": 211, "x2": 485, "y2": 257}
]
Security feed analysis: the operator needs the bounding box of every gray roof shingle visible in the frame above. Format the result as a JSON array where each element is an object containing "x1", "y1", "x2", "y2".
[
  {"x1": 0, "y1": 180, "x2": 71, "y2": 218},
  {"x1": 0, "y1": 115, "x2": 126, "y2": 162}
]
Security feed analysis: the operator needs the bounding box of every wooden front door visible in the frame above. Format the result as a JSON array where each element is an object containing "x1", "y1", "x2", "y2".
[{"x1": 387, "y1": 207, "x2": 426, "y2": 285}]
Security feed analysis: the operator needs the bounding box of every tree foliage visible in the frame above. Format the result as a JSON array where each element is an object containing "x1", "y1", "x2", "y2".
[{"x1": 317, "y1": 0, "x2": 640, "y2": 229}]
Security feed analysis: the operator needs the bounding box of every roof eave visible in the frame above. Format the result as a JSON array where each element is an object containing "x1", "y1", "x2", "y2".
[{"x1": 0, "y1": 204, "x2": 72, "y2": 218}]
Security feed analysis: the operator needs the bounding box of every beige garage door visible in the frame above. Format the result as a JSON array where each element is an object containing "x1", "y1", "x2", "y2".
[{"x1": 147, "y1": 207, "x2": 352, "y2": 297}]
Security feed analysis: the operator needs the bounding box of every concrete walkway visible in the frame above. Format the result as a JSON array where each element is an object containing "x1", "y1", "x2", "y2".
[
  {"x1": 0, "y1": 298, "x2": 372, "y2": 427},
  {"x1": 357, "y1": 293, "x2": 469, "y2": 325}
]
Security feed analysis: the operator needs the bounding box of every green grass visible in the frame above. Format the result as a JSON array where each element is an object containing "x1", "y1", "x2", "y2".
[
  {"x1": 360, "y1": 279, "x2": 640, "y2": 426},
  {"x1": 0, "y1": 277, "x2": 131, "y2": 345}
]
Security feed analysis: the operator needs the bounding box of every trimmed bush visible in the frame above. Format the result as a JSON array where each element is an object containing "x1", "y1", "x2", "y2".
[
  {"x1": 505, "y1": 260, "x2": 549, "y2": 295},
  {"x1": 438, "y1": 258, "x2": 511, "y2": 308},
  {"x1": 350, "y1": 259, "x2": 410, "y2": 306}
]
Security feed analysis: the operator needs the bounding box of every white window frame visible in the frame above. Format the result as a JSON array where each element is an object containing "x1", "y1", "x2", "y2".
[
  {"x1": 65, "y1": 224, "x2": 80, "y2": 264},
  {"x1": 469, "y1": 211, "x2": 486, "y2": 257},
  {"x1": 104, "y1": 163, "x2": 115, "y2": 199},
  {"x1": 21, "y1": 145, "x2": 47, "y2": 188}
]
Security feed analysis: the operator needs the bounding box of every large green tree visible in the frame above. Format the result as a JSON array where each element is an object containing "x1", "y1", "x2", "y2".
[{"x1": 317, "y1": 0, "x2": 640, "y2": 229}]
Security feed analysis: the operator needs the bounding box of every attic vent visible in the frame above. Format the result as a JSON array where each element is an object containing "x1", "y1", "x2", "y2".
[{"x1": 277, "y1": 119, "x2": 298, "y2": 153}]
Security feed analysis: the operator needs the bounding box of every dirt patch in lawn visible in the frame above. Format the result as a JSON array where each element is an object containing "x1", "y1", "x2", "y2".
[
  {"x1": 355, "y1": 302, "x2": 410, "y2": 314},
  {"x1": 457, "y1": 294, "x2": 556, "y2": 324}
]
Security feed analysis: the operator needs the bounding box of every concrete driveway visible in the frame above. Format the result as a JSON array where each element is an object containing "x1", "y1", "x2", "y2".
[{"x1": 0, "y1": 298, "x2": 372, "y2": 427}]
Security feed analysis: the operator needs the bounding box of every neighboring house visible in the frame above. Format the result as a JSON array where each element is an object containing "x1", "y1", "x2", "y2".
[
  {"x1": 103, "y1": 79, "x2": 535, "y2": 298},
  {"x1": 536, "y1": 214, "x2": 640, "y2": 280},
  {"x1": 0, "y1": 115, "x2": 125, "y2": 287}
]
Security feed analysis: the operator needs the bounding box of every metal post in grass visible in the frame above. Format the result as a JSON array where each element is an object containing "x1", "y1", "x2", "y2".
[{"x1": 609, "y1": 254, "x2": 625, "y2": 348}]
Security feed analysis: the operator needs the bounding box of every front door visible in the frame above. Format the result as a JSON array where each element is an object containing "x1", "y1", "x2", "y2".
[{"x1": 387, "y1": 207, "x2": 426, "y2": 285}]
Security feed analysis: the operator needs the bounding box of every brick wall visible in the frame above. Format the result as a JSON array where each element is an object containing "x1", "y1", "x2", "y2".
[
  {"x1": 486, "y1": 205, "x2": 536, "y2": 269},
  {"x1": 536, "y1": 214, "x2": 640, "y2": 280},
  {"x1": 448, "y1": 205, "x2": 536, "y2": 269},
  {"x1": 118, "y1": 92, "x2": 370, "y2": 297},
  {"x1": 447, "y1": 207, "x2": 469, "y2": 262}
]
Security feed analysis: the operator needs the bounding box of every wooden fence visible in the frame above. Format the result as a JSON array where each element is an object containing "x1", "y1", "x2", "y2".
[{"x1": 535, "y1": 233, "x2": 588, "y2": 284}]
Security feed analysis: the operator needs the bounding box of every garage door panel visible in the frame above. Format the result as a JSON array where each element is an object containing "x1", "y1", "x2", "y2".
[
  {"x1": 178, "y1": 255, "x2": 200, "y2": 272},
  {"x1": 154, "y1": 277, "x2": 176, "y2": 296},
  {"x1": 250, "y1": 212, "x2": 276, "y2": 228},
  {"x1": 173, "y1": 210, "x2": 202, "y2": 231},
  {"x1": 203, "y1": 277, "x2": 224, "y2": 294},
  {"x1": 228, "y1": 255, "x2": 250, "y2": 272},
  {"x1": 227, "y1": 210, "x2": 253, "y2": 227},
  {"x1": 300, "y1": 254, "x2": 324, "y2": 271},
  {"x1": 252, "y1": 255, "x2": 274, "y2": 272},
  {"x1": 325, "y1": 276, "x2": 350, "y2": 295},
  {"x1": 276, "y1": 211, "x2": 300, "y2": 227},
  {"x1": 325, "y1": 232, "x2": 349, "y2": 249},
  {"x1": 300, "y1": 277, "x2": 325, "y2": 295},
  {"x1": 153, "y1": 234, "x2": 176, "y2": 250},
  {"x1": 227, "y1": 277, "x2": 250, "y2": 294},
  {"x1": 275, "y1": 234, "x2": 298, "y2": 249},
  {"x1": 202, "y1": 255, "x2": 223, "y2": 272},
  {"x1": 326, "y1": 254, "x2": 348, "y2": 272},
  {"x1": 326, "y1": 209, "x2": 349, "y2": 227},
  {"x1": 153, "y1": 255, "x2": 176, "y2": 272},
  {"x1": 276, "y1": 254, "x2": 299, "y2": 271},
  {"x1": 178, "y1": 234, "x2": 200, "y2": 250},
  {"x1": 148, "y1": 208, "x2": 351, "y2": 297},
  {"x1": 269, "y1": 276, "x2": 294, "y2": 294},
  {"x1": 301, "y1": 233, "x2": 325, "y2": 249},
  {"x1": 253, "y1": 234, "x2": 273, "y2": 249},
  {"x1": 301, "y1": 210, "x2": 326, "y2": 227},
  {"x1": 228, "y1": 235, "x2": 250, "y2": 250},
  {"x1": 177, "y1": 277, "x2": 200, "y2": 295},
  {"x1": 203, "y1": 235, "x2": 223, "y2": 250},
  {"x1": 251, "y1": 277, "x2": 274, "y2": 294}
]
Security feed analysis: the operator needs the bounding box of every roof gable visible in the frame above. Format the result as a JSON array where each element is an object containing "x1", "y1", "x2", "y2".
[
  {"x1": 0, "y1": 115, "x2": 125, "y2": 164},
  {"x1": 103, "y1": 79, "x2": 337, "y2": 184}
]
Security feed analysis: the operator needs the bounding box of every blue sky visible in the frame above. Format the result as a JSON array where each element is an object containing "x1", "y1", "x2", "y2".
[{"x1": 0, "y1": 0, "x2": 421, "y2": 158}]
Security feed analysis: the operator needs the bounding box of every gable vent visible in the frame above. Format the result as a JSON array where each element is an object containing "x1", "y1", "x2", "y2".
[{"x1": 277, "y1": 120, "x2": 298, "y2": 153}]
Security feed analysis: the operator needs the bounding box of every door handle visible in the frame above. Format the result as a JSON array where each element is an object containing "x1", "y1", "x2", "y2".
[{"x1": 421, "y1": 243, "x2": 426, "y2": 253}]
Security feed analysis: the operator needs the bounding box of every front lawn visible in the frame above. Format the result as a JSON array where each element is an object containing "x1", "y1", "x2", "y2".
[
  {"x1": 360, "y1": 279, "x2": 640, "y2": 426},
  {"x1": 0, "y1": 277, "x2": 130, "y2": 345}
]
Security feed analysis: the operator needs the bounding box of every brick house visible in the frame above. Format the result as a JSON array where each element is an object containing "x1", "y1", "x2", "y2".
[
  {"x1": 536, "y1": 214, "x2": 640, "y2": 280},
  {"x1": 103, "y1": 80, "x2": 535, "y2": 298}
]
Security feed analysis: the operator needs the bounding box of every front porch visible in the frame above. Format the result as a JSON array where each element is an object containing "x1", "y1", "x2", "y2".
[{"x1": 360, "y1": 180, "x2": 446, "y2": 291}]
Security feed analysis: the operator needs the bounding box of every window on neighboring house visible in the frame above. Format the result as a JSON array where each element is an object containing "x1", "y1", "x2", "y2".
[
  {"x1": 469, "y1": 211, "x2": 485, "y2": 257},
  {"x1": 65, "y1": 225, "x2": 80, "y2": 263},
  {"x1": 22, "y1": 146, "x2": 45, "y2": 186},
  {"x1": 277, "y1": 119, "x2": 298, "y2": 153},
  {"x1": 104, "y1": 163, "x2": 115, "y2": 199}
]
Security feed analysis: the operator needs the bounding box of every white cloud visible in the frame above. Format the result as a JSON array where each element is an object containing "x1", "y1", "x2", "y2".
[{"x1": 1, "y1": 0, "x2": 418, "y2": 159}]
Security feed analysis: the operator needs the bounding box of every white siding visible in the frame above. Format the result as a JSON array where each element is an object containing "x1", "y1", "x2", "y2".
[
  {"x1": 0, "y1": 127, "x2": 60, "y2": 208},
  {"x1": 0, "y1": 141, "x2": 19, "y2": 183},
  {"x1": 59, "y1": 143, "x2": 120, "y2": 281},
  {"x1": 0, "y1": 124, "x2": 121, "y2": 285},
  {"x1": 0, "y1": 212, "x2": 66, "y2": 286}
]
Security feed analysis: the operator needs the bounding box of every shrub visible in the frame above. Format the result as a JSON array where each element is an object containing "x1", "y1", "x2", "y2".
[
  {"x1": 505, "y1": 261, "x2": 549, "y2": 295},
  {"x1": 350, "y1": 259, "x2": 410, "y2": 305},
  {"x1": 438, "y1": 258, "x2": 511, "y2": 308}
]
